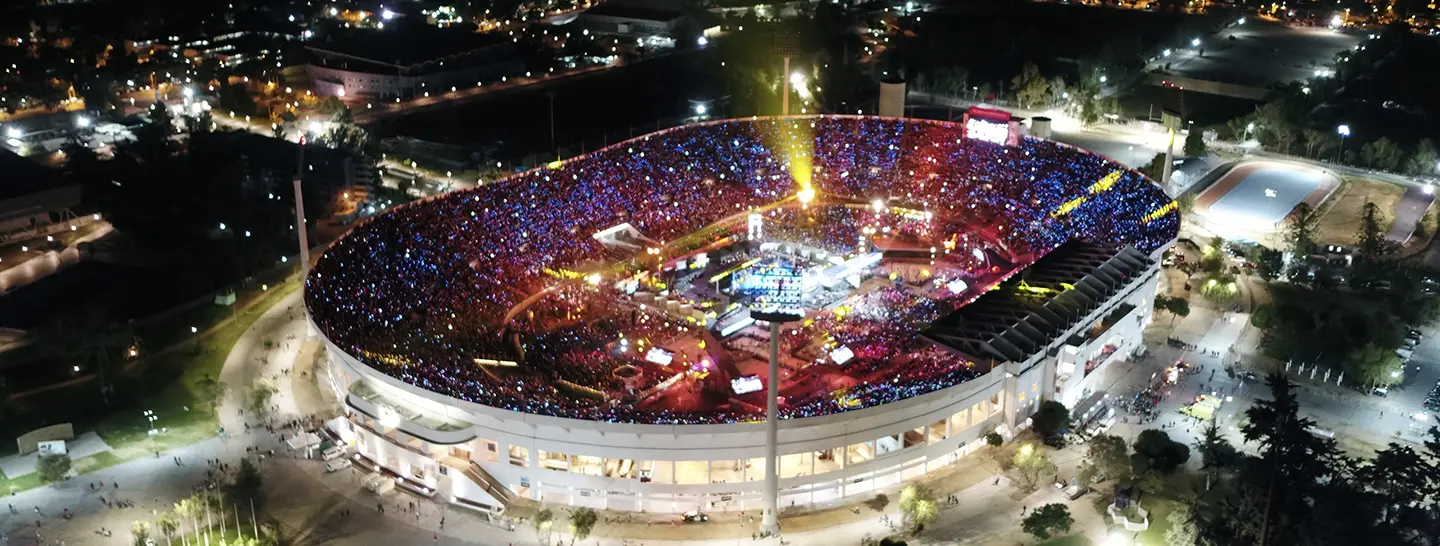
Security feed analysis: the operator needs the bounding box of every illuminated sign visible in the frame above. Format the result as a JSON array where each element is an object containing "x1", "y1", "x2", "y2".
[
  {"x1": 965, "y1": 117, "x2": 1010, "y2": 145},
  {"x1": 644, "y1": 347, "x2": 675, "y2": 366},
  {"x1": 829, "y1": 345, "x2": 855, "y2": 365},
  {"x1": 731, "y1": 375, "x2": 763, "y2": 395}
]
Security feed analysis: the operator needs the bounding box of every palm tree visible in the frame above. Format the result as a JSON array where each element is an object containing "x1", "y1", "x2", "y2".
[
  {"x1": 174, "y1": 495, "x2": 205, "y2": 545},
  {"x1": 131, "y1": 520, "x2": 153, "y2": 546},
  {"x1": 157, "y1": 511, "x2": 180, "y2": 546}
]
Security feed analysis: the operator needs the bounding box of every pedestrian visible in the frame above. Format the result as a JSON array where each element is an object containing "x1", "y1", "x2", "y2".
[
  {"x1": 1021, "y1": 505, "x2": 1026, "y2": 515},
  {"x1": 113, "y1": 482, "x2": 118, "y2": 490}
]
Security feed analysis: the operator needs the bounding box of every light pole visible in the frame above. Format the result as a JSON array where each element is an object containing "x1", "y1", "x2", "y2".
[
  {"x1": 546, "y1": 91, "x2": 556, "y2": 157},
  {"x1": 293, "y1": 136, "x2": 312, "y2": 278},
  {"x1": 1336, "y1": 124, "x2": 1350, "y2": 164}
]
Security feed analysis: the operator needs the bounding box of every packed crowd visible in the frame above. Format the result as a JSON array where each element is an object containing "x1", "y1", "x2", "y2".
[{"x1": 306, "y1": 116, "x2": 1179, "y2": 424}]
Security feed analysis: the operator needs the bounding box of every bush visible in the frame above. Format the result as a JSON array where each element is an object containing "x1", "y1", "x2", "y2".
[{"x1": 36, "y1": 454, "x2": 72, "y2": 483}]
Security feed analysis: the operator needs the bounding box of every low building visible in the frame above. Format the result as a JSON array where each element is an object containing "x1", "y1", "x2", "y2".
[
  {"x1": 576, "y1": 3, "x2": 692, "y2": 36},
  {"x1": 0, "y1": 150, "x2": 82, "y2": 245},
  {"x1": 303, "y1": 23, "x2": 523, "y2": 99}
]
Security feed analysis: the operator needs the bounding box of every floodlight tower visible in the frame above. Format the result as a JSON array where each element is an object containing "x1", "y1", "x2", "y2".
[
  {"x1": 752, "y1": 187, "x2": 799, "y2": 536},
  {"x1": 294, "y1": 136, "x2": 312, "y2": 278},
  {"x1": 775, "y1": 31, "x2": 799, "y2": 115},
  {"x1": 751, "y1": 304, "x2": 800, "y2": 538},
  {"x1": 1161, "y1": 109, "x2": 1181, "y2": 195}
]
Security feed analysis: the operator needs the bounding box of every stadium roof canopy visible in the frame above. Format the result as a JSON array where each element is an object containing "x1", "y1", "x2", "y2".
[{"x1": 924, "y1": 242, "x2": 1153, "y2": 363}]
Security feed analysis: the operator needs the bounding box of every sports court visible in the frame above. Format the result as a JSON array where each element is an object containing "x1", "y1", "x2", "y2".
[{"x1": 1193, "y1": 160, "x2": 1340, "y2": 240}]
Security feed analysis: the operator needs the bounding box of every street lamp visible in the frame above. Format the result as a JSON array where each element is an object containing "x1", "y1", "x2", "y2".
[
  {"x1": 694, "y1": 103, "x2": 707, "y2": 116},
  {"x1": 1191, "y1": 37, "x2": 1201, "y2": 47},
  {"x1": 1336, "y1": 124, "x2": 1351, "y2": 163},
  {"x1": 76, "y1": 116, "x2": 90, "y2": 129}
]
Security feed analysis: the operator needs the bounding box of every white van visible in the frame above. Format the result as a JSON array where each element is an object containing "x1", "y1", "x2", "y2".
[
  {"x1": 325, "y1": 458, "x2": 352, "y2": 473},
  {"x1": 321, "y1": 446, "x2": 348, "y2": 461}
]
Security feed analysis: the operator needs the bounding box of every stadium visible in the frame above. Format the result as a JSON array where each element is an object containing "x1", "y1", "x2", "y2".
[{"x1": 306, "y1": 115, "x2": 1179, "y2": 516}]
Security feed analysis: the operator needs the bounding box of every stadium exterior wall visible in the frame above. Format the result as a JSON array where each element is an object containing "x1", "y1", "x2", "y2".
[{"x1": 315, "y1": 255, "x2": 1163, "y2": 513}]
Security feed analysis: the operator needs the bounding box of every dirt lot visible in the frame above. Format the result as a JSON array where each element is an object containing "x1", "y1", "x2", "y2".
[{"x1": 1312, "y1": 176, "x2": 1406, "y2": 246}]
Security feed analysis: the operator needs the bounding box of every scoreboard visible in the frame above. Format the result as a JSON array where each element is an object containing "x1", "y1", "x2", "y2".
[{"x1": 962, "y1": 106, "x2": 1020, "y2": 147}]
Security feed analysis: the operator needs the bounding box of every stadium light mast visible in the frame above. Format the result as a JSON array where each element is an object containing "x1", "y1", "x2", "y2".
[
  {"x1": 294, "y1": 135, "x2": 312, "y2": 279},
  {"x1": 776, "y1": 31, "x2": 799, "y2": 116},
  {"x1": 751, "y1": 206, "x2": 801, "y2": 537},
  {"x1": 1161, "y1": 109, "x2": 1181, "y2": 195},
  {"x1": 753, "y1": 302, "x2": 801, "y2": 538}
]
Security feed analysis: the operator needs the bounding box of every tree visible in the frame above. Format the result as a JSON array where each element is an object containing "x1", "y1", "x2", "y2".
[
  {"x1": 1011, "y1": 63, "x2": 1049, "y2": 109},
  {"x1": 1013, "y1": 444, "x2": 1054, "y2": 491},
  {"x1": 1020, "y1": 503, "x2": 1073, "y2": 540},
  {"x1": 226, "y1": 458, "x2": 263, "y2": 507},
  {"x1": 36, "y1": 453, "x2": 72, "y2": 483},
  {"x1": 984, "y1": 430, "x2": 1003, "y2": 447},
  {"x1": 1403, "y1": 138, "x2": 1438, "y2": 176},
  {"x1": 1284, "y1": 202, "x2": 1318, "y2": 257},
  {"x1": 1177, "y1": 193, "x2": 1196, "y2": 215},
  {"x1": 131, "y1": 520, "x2": 153, "y2": 546},
  {"x1": 1166, "y1": 297, "x2": 1191, "y2": 322},
  {"x1": 157, "y1": 511, "x2": 181, "y2": 546},
  {"x1": 1230, "y1": 375, "x2": 1348, "y2": 545},
  {"x1": 1356, "y1": 443, "x2": 1433, "y2": 525},
  {"x1": 1343, "y1": 343, "x2": 1403, "y2": 389},
  {"x1": 1354, "y1": 202, "x2": 1397, "y2": 285},
  {"x1": 567, "y1": 507, "x2": 597, "y2": 545},
  {"x1": 247, "y1": 380, "x2": 279, "y2": 417},
  {"x1": 196, "y1": 374, "x2": 228, "y2": 411},
  {"x1": 1301, "y1": 128, "x2": 1333, "y2": 159},
  {"x1": 897, "y1": 484, "x2": 938, "y2": 532},
  {"x1": 534, "y1": 508, "x2": 555, "y2": 546},
  {"x1": 1140, "y1": 152, "x2": 1168, "y2": 180},
  {"x1": 1134, "y1": 468, "x2": 1167, "y2": 494},
  {"x1": 1030, "y1": 400, "x2": 1070, "y2": 440},
  {"x1": 1183, "y1": 129, "x2": 1207, "y2": 157},
  {"x1": 1195, "y1": 419, "x2": 1237, "y2": 470},
  {"x1": 1163, "y1": 503, "x2": 1199, "y2": 546},
  {"x1": 1084, "y1": 435, "x2": 1130, "y2": 483},
  {"x1": 1360, "y1": 137, "x2": 1404, "y2": 171},
  {"x1": 1252, "y1": 246, "x2": 1284, "y2": 281},
  {"x1": 1132, "y1": 429, "x2": 1191, "y2": 474}
]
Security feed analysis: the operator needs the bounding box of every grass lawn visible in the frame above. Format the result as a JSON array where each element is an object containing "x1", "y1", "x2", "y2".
[
  {"x1": 1313, "y1": 175, "x2": 1406, "y2": 246},
  {"x1": 0, "y1": 450, "x2": 131, "y2": 495},
  {"x1": 96, "y1": 279, "x2": 301, "y2": 460},
  {"x1": 1134, "y1": 496, "x2": 1181, "y2": 545}
]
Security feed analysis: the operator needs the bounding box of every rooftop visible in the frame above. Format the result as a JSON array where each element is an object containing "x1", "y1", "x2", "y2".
[
  {"x1": 305, "y1": 23, "x2": 510, "y2": 68},
  {"x1": 580, "y1": 3, "x2": 687, "y2": 22},
  {"x1": 0, "y1": 149, "x2": 69, "y2": 202}
]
